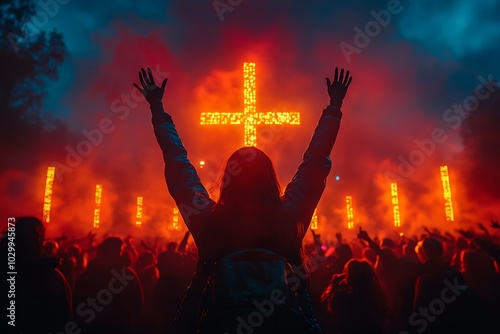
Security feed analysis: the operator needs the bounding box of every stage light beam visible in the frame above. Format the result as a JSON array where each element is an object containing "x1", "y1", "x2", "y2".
[
  {"x1": 391, "y1": 182, "x2": 401, "y2": 227},
  {"x1": 42, "y1": 166, "x2": 55, "y2": 223},
  {"x1": 136, "y1": 196, "x2": 143, "y2": 227},
  {"x1": 173, "y1": 207, "x2": 179, "y2": 230},
  {"x1": 93, "y1": 184, "x2": 102, "y2": 229},
  {"x1": 310, "y1": 208, "x2": 318, "y2": 230},
  {"x1": 440, "y1": 165, "x2": 455, "y2": 222},
  {"x1": 346, "y1": 196, "x2": 354, "y2": 229}
]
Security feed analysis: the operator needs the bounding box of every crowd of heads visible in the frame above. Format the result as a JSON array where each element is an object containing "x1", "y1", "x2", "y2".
[{"x1": 2, "y1": 216, "x2": 500, "y2": 333}]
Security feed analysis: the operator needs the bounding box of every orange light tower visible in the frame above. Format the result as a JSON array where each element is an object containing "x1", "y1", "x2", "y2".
[
  {"x1": 346, "y1": 195, "x2": 354, "y2": 229},
  {"x1": 310, "y1": 208, "x2": 318, "y2": 230},
  {"x1": 172, "y1": 207, "x2": 179, "y2": 230},
  {"x1": 136, "y1": 196, "x2": 143, "y2": 227},
  {"x1": 200, "y1": 62, "x2": 300, "y2": 147},
  {"x1": 43, "y1": 166, "x2": 56, "y2": 223},
  {"x1": 391, "y1": 182, "x2": 401, "y2": 227},
  {"x1": 440, "y1": 165, "x2": 454, "y2": 222},
  {"x1": 93, "y1": 184, "x2": 102, "y2": 229}
]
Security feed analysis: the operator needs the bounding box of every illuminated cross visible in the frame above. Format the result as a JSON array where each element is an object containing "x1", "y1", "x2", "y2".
[{"x1": 200, "y1": 62, "x2": 300, "y2": 147}]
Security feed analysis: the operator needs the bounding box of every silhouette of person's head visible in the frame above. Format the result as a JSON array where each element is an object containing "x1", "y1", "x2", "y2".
[
  {"x1": 167, "y1": 242, "x2": 177, "y2": 252},
  {"x1": 335, "y1": 243, "x2": 353, "y2": 262},
  {"x1": 402, "y1": 241, "x2": 419, "y2": 262},
  {"x1": 345, "y1": 259, "x2": 378, "y2": 290},
  {"x1": 381, "y1": 238, "x2": 396, "y2": 250},
  {"x1": 43, "y1": 240, "x2": 59, "y2": 257},
  {"x1": 416, "y1": 237, "x2": 443, "y2": 263},
  {"x1": 218, "y1": 147, "x2": 280, "y2": 208},
  {"x1": 67, "y1": 243, "x2": 82, "y2": 257},
  {"x1": 97, "y1": 237, "x2": 123, "y2": 260},
  {"x1": 362, "y1": 247, "x2": 377, "y2": 266},
  {"x1": 136, "y1": 251, "x2": 155, "y2": 269},
  {"x1": 15, "y1": 216, "x2": 46, "y2": 259},
  {"x1": 461, "y1": 249, "x2": 494, "y2": 274}
]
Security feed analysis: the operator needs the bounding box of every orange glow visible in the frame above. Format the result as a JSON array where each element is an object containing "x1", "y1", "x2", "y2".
[
  {"x1": 310, "y1": 208, "x2": 318, "y2": 230},
  {"x1": 93, "y1": 184, "x2": 102, "y2": 229},
  {"x1": 199, "y1": 160, "x2": 205, "y2": 169},
  {"x1": 136, "y1": 196, "x2": 143, "y2": 227},
  {"x1": 346, "y1": 195, "x2": 354, "y2": 229},
  {"x1": 440, "y1": 165, "x2": 454, "y2": 222},
  {"x1": 200, "y1": 62, "x2": 300, "y2": 147},
  {"x1": 42, "y1": 166, "x2": 55, "y2": 223},
  {"x1": 172, "y1": 207, "x2": 179, "y2": 230},
  {"x1": 391, "y1": 182, "x2": 401, "y2": 227}
]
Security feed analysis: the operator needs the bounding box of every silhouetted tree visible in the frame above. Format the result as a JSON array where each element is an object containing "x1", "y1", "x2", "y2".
[{"x1": 0, "y1": 0, "x2": 68, "y2": 169}]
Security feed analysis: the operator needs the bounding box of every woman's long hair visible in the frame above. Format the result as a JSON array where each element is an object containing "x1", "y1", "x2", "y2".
[
  {"x1": 322, "y1": 260, "x2": 386, "y2": 300},
  {"x1": 323, "y1": 260, "x2": 388, "y2": 320},
  {"x1": 345, "y1": 260, "x2": 385, "y2": 297},
  {"x1": 217, "y1": 147, "x2": 281, "y2": 209},
  {"x1": 210, "y1": 147, "x2": 301, "y2": 261}
]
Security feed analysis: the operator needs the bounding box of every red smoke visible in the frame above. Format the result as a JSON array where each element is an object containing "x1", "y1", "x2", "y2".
[{"x1": 2, "y1": 11, "x2": 498, "y2": 242}]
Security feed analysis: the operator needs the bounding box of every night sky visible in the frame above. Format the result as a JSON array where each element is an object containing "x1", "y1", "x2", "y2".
[{"x1": 2, "y1": 0, "x2": 499, "y2": 240}]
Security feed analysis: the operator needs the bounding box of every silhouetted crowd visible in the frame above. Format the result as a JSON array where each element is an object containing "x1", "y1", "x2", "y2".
[{"x1": 3, "y1": 217, "x2": 500, "y2": 333}]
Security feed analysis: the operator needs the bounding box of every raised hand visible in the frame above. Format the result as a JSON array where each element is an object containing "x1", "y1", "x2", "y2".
[
  {"x1": 326, "y1": 68, "x2": 352, "y2": 109},
  {"x1": 133, "y1": 67, "x2": 168, "y2": 104},
  {"x1": 357, "y1": 227, "x2": 371, "y2": 242},
  {"x1": 444, "y1": 231, "x2": 454, "y2": 240},
  {"x1": 477, "y1": 222, "x2": 491, "y2": 238},
  {"x1": 332, "y1": 273, "x2": 345, "y2": 287},
  {"x1": 178, "y1": 231, "x2": 191, "y2": 253},
  {"x1": 456, "y1": 228, "x2": 475, "y2": 239}
]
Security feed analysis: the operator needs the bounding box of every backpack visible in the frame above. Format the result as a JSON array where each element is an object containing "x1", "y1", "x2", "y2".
[{"x1": 197, "y1": 248, "x2": 310, "y2": 334}]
